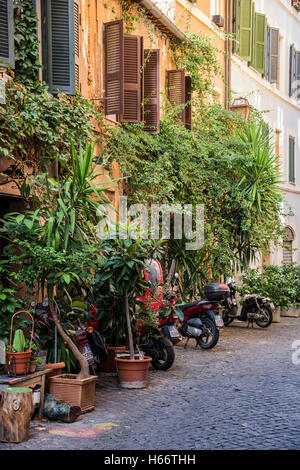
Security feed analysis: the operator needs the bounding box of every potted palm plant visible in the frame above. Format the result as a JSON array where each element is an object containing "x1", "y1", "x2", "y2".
[{"x1": 95, "y1": 232, "x2": 164, "y2": 388}]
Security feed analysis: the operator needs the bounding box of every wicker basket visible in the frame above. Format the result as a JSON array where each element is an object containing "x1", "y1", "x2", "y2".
[{"x1": 48, "y1": 374, "x2": 97, "y2": 413}]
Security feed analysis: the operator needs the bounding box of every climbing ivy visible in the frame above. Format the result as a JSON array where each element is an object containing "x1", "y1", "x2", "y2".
[{"x1": 0, "y1": 0, "x2": 102, "y2": 180}]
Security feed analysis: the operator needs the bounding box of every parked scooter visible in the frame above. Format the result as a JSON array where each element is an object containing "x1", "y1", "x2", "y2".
[
  {"x1": 136, "y1": 260, "x2": 181, "y2": 370},
  {"x1": 70, "y1": 306, "x2": 108, "y2": 374},
  {"x1": 176, "y1": 282, "x2": 229, "y2": 349},
  {"x1": 221, "y1": 281, "x2": 274, "y2": 328}
]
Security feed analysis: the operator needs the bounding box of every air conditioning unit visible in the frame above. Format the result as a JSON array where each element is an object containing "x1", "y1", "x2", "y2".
[{"x1": 212, "y1": 15, "x2": 224, "y2": 27}]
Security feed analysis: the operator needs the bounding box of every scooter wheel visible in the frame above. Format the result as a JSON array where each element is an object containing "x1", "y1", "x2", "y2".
[
  {"x1": 197, "y1": 318, "x2": 219, "y2": 349},
  {"x1": 151, "y1": 338, "x2": 175, "y2": 371}
]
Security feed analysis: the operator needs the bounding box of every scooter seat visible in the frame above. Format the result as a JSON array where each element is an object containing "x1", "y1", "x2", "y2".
[{"x1": 179, "y1": 300, "x2": 211, "y2": 312}]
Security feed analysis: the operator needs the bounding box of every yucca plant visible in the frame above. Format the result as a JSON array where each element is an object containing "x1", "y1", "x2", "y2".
[{"x1": 1, "y1": 140, "x2": 119, "y2": 379}]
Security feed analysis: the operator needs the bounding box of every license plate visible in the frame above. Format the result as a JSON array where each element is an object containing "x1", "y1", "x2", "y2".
[
  {"x1": 168, "y1": 325, "x2": 180, "y2": 338},
  {"x1": 214, "y1": 315, "x2": 224, "y2": 328}
]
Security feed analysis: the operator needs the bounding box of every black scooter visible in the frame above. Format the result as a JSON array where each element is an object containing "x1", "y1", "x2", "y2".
[{"x1": 221, "y1": 282, "x2": 274, "y2": 328}]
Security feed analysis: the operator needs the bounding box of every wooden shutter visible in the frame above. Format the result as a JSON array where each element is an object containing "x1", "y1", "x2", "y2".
[
  {"x1": 252, "y1": 13, "x2": 266, "y2": 74},
  {"x1": 239, "y1": 0, "x2": 253, "y2": 61},
  {"x1": 296, "y1": 51, "x2": 300, "y2": 101},
  {"x1": 0, "y1": 0, "x2": 14, "y2": 68},
  {"x1": 45, "y1": 0, "x2": 76, "y2": 95},
  {"x1": 232, "y1": 0, "x2": 239, "y2": 55},
  {"x1": 266, "y1": 27, "x2": 279, "y2": 83},
  {"x1": 120, "y1": 35, "x2": 142, "y2": 123},
  {"x1": 74, "y1": 0, "x2": 80, "y2": 90},
  {"x1": 104, "y1": 19, "x2": 124, "y2": 115},
  {"x1": 289, "y1": 45, "x2": 296, "y2": 97},
  {"x1": 167, "y1": 69, "x2": 185, "y2": 124},
  {"x1": 185, "y1": 76, "x2": 192, "y2": 130},
  {"x1": 289, "y1": 136, "x2": 295, "y2": 184},
  {"x1": 143, "y1": 49, "x2": 160, "y2": 133}
]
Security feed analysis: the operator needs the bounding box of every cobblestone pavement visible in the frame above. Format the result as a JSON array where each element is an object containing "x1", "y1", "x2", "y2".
[{"x1": 1, "y1": 317, "x2": 300, "y2": 450}]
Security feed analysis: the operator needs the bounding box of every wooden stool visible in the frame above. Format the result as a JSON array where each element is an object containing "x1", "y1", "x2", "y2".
[{"x1": 0, "y1": 387, "x2": 34, "y2": 443}]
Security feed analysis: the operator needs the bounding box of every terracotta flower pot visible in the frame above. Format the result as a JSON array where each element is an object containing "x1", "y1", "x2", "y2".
[
  {"x1": 6, "y1": 351, "x2": 32, "y2": 375},
  {"x1": 48, "y1": 374, "x2": 98, "y2": 413},
  {"x1": 45, "y1": 362, "x2": 65, "y2": 393},
  {"x1": 98, "y1": 345, "x2": 126, "y2": 373},
  {"x1": 29, "y1": 359, "x2": 37, "y2": 373},
  {"x1": 115, "y1": 356, "x2": 152, "y2": 389}
]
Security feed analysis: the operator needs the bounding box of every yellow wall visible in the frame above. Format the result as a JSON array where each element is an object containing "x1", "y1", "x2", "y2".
[{"x1": 174, "y1": 0, "x2": 226, "y2": 101}]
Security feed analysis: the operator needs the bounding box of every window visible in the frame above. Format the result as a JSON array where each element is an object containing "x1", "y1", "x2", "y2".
[
  {"x1": 289, "y1": 136, "x2": 296, "y2": 183},
  {"x1": 289, "y1": 45, "x2": 300, "y2": 100},
  {"x1": 104, "y1": 20, "x2": 161, "y2": 132},
  {"x1": 282, "y1": 227, "x2": 294, "y2": 264},
  {"x1": 232, "y1": 0, "x2": 253, "y2": 62},
  {"x1": 143, "y1": 49, "x2": 160, "y2": 133},
  {"x1": 41, "y1": 0, "x2": 80, "y2": 95},
  {"x1": 265, "y1": 27, "x2": 279, "y2": 84},
  {"x1": 0, "y1": 0, "x2": 15, "y2": 68},
  {"x1": 250, "y1": 11, "x2": 266, "y2": 74},
  {"x1": 167, "y1": 69, "x2": 192, "y2": 129}
]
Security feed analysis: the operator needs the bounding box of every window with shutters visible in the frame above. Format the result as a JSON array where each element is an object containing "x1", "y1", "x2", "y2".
[
  {"x1": 120, "y1": 35, "x2": 142, "y2": 123},
  {"x1": 42, "y1": 0, "x2": 78, "y2": 95},
  {"x1": 104, "y1": 20, "x2": 124, "y2": 116},
  {"x1": 290, "y1": 46, "x2": 300, "y2": 101},
  {"x1": 282, "y1": 227, "x2": 294, "y2": 265},
  {"x1": 167, "y1": 69, "x2": 185, "y2": 125},
  {"x1": 289, "y1": 136, "x2": 296, "y2": 184},
  {"x1": 233, "y1": 0, "x2": 253, "y2": 62},
  {"x1": 265, "y1": 27, "x2": 279, "y2": 84},
  {"x1": 143, "y1": 49, "x2": 160, "y2": 133},
  {"x1": 167, "y1": 69, "x2": 192, "y2": 129},
  {"x1": 0, "y1": 0, "x2": 15, "y2": 68},
  {"x1": 250, "y1": 12, "x2": 266, "y2": 74}
]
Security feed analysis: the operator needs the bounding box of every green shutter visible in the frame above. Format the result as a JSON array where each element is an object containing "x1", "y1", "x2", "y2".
[
  {"x1": 252, "y1": 13, "x2": 266, "y2": 73},
  {"x1": 296, "y1": 51, "x2": 300, "y2": 101},
  {"x1": 43, "y1": 0, "x2": 76, "y2": 95},
  {"x1": 0, "y1": 0, "x2": 14, "y2": 68},
  {"x1": 239, "y1": 0, "x2": 253, "y2": 61},
  {"x1": 232, "y1": 0, "x2": 240, "y2": 55},
  {"x1": 289, "y1": 136, "x2": 295, "y2": 184}
]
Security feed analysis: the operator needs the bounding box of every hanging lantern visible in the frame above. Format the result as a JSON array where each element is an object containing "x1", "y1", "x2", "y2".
[{"x1": 230, "y1": 97, "x2": 252, "y2": 121}]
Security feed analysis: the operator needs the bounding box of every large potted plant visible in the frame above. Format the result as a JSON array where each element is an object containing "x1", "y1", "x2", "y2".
[
  {"x1": 95, "y1": 232, "x2": 164, "y2": 388},
  {"x1": 1, "y1": 141, "x2": 116, "y2": 411}
]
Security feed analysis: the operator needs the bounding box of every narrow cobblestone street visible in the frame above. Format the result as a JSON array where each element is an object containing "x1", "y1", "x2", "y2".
[{"x1": 1, "y1": 317, "x2": 299, "y2": 450}]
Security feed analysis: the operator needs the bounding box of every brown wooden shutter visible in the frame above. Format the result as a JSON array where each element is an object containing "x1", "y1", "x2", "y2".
[
  {"x1": 104, "y1": 19, "x2": 124, "y2": 115},
  {"x1": 143, "y1": 49, "x2": 160, "y2": 133},
  {"x1": 120, "y1": 35, "x2": 142, "y2": 122},
  {"x1": 185, "y1": 76, "x2": 192, "y2": 130},
  {"x1": 167, "y1": 69, "x2": 185, "y2": 124},
  {"x1": 74, "y1": 0, "x2": 80, "y2": 90}
]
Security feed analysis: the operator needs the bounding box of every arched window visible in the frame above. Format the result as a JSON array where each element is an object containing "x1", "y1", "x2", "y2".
[{"x1": 282, "y1": 227, "x2": 294, "y2": 264}]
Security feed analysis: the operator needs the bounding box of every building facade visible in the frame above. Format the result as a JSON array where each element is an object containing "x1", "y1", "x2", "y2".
[{"x1": 230, "y1": 0, "x2": 300, "y2": 265}]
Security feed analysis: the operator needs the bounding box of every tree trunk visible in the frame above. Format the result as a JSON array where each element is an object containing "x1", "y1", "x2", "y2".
[
  {"x1": 125, "y1": 293, "x2": 135, "y2": 360},
  {"x1": 49, "y1": 307, "x2": 90, "y2": 380},
  {"x1": 43, "y1": 394, "x2": 81, "y2": 422},
  {"x1": 0, "y1": 388, "x2": 34, "y2": 443}
]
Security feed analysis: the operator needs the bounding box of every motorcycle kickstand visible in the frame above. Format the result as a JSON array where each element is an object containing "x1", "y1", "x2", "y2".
[{"x1": 184, "y1": 338, "x2": 190, "y2": 349}]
